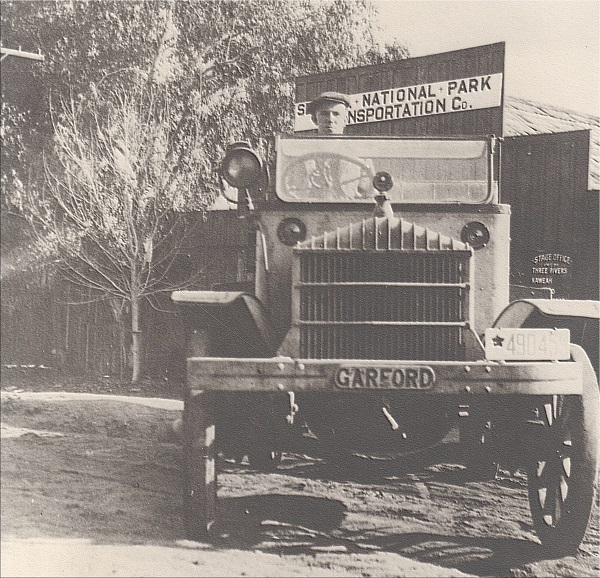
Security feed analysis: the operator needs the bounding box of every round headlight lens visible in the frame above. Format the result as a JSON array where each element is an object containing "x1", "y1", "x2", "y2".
[
  {"x1": 277, "y1": 218, "x2": 307, "y2": 246},
  {"x1": 222, "y1": 146, "x2": 262, "y2": 189},
  {"x1": 461, "y1": 221, "x2": 490, "y2": 249},
  {"x1": 373, "y1": 171, "x2": 393, "y2": 192}
]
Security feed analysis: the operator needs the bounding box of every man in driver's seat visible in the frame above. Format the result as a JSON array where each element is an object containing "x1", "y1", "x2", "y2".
[
  {"x1": 308, "y1": 91, "x2": 351, "y2": 136},
  {"x1": 304, "y1": 92, "x2": 373, "y2": 198}
]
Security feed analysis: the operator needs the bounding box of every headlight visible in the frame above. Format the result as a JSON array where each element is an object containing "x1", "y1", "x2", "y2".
[
  {"x1": 277, "y1": 218, "x2": 307, "y2": 246},
  {"x1": 373, "y1": 171, "x2": 393, "y2": 192},
  {"x1": 461, "y1": 221, "x2": 490, "y2": 249},
  {"x1": 221, "y1": 142, "x2": 264, "y2": 189}
]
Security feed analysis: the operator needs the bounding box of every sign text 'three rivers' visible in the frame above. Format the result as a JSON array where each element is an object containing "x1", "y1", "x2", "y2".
[{"x1": 294, "y1": 73, "x2": 503, "y2": 131}]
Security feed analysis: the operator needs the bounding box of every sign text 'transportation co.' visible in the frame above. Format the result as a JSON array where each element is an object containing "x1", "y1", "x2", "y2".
[{"x1": 294, "y1": 73, "x2": 503, "y2": 132}]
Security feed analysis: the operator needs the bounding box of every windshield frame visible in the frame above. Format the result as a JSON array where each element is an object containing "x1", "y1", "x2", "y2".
[{"x1": 274, "y1": 133, "x2": 497, "y2": 205}]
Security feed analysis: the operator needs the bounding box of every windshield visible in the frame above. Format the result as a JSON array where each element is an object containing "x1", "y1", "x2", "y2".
[{"x1": 275, "y1": 135, "x2": 494, "y2": 203}]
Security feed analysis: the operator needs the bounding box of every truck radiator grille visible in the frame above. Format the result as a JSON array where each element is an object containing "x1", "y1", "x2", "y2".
[{"x1": 298, "y1": 252, "x2": 470, "y2": 360}]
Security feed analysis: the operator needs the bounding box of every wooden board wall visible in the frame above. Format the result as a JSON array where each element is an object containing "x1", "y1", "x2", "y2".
[{"x1": 295, "y1": 43, "x2": 505, "y2": 137}]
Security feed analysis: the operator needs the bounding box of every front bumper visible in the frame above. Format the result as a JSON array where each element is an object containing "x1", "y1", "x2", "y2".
[{"x1": 187, "y1": 357, "x2": 582, "y2": 396}]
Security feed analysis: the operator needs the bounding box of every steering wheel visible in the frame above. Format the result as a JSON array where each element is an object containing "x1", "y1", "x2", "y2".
[{"x1": 283, "y1": 152, "x2": 375, "y2": 199}]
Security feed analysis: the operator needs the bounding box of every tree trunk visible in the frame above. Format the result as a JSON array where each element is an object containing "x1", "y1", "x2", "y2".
[
  {"x1": 131, "y1": 294, "x2": 141, "y2": 384},
  {"x1": 109, "y1": 299, "x2": 128, "y2": 380}
]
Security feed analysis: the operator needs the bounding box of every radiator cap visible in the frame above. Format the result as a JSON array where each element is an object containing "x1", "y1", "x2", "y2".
[{"x1": 373, "y1": 192, "x2": 394, "y2": 220}]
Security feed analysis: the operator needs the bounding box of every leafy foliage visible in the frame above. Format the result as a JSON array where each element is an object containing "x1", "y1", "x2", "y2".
[{"x1": 2, "y1": 0, "x2": 407, "y2": 208}]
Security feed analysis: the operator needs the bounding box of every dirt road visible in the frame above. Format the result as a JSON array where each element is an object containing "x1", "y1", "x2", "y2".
[{"x1": 1, "y1": 391, "x2": 598, "y2": 577}]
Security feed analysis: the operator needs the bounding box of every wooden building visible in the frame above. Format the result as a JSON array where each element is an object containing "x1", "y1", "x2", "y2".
[{"x1": 502, "y1": 97, "x2": 599, "y2": 299}]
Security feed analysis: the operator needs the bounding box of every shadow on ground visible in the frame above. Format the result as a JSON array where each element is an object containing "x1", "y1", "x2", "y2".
[
  {"x1": 207, "y1": 490, "x2": 550, "y2": 577},
  {"x1": 205, "y1": 449, "x2": 564, "y2": 578}
]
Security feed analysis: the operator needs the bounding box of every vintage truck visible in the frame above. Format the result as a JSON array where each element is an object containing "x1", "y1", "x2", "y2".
[{"x1": 172, "y1": 133, "x2": 599, "y2": 555}]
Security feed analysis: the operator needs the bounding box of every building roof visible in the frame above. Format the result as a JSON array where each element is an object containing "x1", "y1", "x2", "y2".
[{"x1": 504, "y1": 96, "x2": 599, "y2": 191}]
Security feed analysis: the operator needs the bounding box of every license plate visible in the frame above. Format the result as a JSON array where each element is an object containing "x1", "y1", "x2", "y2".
[
  {"x1": 334, "y1": 366, "x2": 435, "y2": 389},
  {"x1": 484, "y1": 328, "x2": 570, "y2": 361}
]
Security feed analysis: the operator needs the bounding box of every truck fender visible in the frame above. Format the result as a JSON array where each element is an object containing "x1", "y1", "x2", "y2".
[
  {"x1": 172, "y1": 290, "x2": 277, "y2": 357},
  {"x1": 493, "y1": 299, "x2": 599, "y2": 377}
]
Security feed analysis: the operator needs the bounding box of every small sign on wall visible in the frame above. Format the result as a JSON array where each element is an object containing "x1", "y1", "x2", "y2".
[{"x1": 529, "y1": 251, "x2": 573, "y2": 297}]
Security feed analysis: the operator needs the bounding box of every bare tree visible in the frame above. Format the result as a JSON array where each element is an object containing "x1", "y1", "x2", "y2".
[{"x1": 27, "y1": 76, "x2": 213, "y2": 382}]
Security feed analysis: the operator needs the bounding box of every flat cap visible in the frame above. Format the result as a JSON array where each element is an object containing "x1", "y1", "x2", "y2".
[{"x1": 306, "y1": 91, "x2": 352, "y2": 115}]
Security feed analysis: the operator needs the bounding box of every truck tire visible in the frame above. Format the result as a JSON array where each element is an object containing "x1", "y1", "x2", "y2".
[
  {"x1": 182, "y1": 392, "x2": 217, "y2": 541},
  {"x1": 527, "y1": 345, "x2": 599, "y2": 556}
]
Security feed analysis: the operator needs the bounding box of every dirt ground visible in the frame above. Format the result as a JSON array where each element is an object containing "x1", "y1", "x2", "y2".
[{"x1": 1, "y1": 381, "x2": 599, "y2": 577}]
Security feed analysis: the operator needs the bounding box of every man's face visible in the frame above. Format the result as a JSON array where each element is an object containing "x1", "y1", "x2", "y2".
[{"x1": 314, "y1": 101, "x2": 347, "y2": 135}]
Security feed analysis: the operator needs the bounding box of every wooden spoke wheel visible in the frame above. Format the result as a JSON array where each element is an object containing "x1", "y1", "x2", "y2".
[{"x1": 527, "y1": 345, "x2": 599, "y2": 555}]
